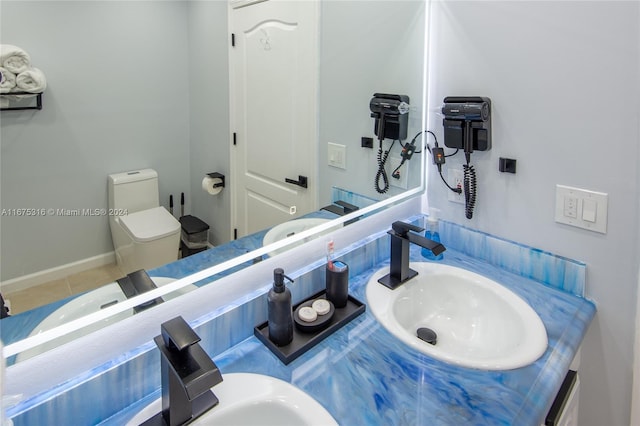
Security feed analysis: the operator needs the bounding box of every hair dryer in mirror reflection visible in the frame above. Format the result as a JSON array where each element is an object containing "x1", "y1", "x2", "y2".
[{"x1": 369, "y1": 93, "x2": 411, "y2": 194}]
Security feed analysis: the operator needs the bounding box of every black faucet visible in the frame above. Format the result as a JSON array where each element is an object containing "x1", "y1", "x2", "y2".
[
  {"x1": 142, "y1": 316, "x2": 223, "y2": 426},
  {"x1": 378, "y1": 221, "x2": 446, "y2": 290}
]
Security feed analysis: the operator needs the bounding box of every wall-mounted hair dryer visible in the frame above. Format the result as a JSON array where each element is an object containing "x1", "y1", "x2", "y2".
[
  {"x1": 442, "y1": 96, "x2": 491, "y2": 153},
  {"x1": 440, "y1": 96, "x2": 492, "y2": 220},
  {"x1": 370, "y1": 93, "x2": 410, "y2": 142}
]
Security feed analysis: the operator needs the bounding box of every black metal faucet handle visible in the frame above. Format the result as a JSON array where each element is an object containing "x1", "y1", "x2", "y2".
[
  {"x1": 335, "y1": 200, "x2": 359, "y2": 213},
  {"x1": 161, "y1": 316, "x2": 201, "y2": 352},
  {"x1": 391, "y1": 221, "x2": 424, "y2": 237}
]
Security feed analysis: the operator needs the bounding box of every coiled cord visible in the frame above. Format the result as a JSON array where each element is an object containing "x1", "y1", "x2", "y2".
[
  {"x1": 375, "y1": 140, "x2": 395, "y2": 194},
  {"x1": 463, "y1": 164, "x2": 477, "y2": 219}
]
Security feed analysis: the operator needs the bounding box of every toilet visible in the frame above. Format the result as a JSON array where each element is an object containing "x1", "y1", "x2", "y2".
[{"x1": 108, "y1": 169, "x2": 181, "y2": 274}]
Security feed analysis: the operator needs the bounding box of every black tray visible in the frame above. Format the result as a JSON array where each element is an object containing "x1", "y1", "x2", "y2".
[{"x1": 254, "y1": 290, "x2": 366, "y2": 365}]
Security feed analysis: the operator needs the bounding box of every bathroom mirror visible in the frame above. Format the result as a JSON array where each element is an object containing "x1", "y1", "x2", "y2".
[{"x1": 0, "y1": 0, "x2": 427, "y2": 362}]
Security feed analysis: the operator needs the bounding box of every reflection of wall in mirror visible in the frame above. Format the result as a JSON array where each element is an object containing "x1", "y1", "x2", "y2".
[{"x1": 0, "y1": 1, "x2": 225, "y2": 283}]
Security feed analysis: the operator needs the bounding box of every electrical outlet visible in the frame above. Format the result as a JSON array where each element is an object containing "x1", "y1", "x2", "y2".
[
  {"x1": 388, "y1": 156, "x2": 408, "y2": 189},
  {"x1": 448, "y1": 169, "x2": 464, "y2": 203}
]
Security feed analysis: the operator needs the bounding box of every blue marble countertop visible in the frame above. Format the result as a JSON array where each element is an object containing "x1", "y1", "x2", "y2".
[{"x1": 109, "y1": 244, "x2": 596, "y2": 426}]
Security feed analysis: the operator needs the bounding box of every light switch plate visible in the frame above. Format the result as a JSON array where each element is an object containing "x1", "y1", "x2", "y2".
[
  {"x1": 328, "y1": 142, "x2": 346, "y2": 169},
  {"x1": 555, "y1": 185, "x2": 608, "y2": 234}
]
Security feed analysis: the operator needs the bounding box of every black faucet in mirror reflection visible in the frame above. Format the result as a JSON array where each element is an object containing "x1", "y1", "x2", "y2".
[
  {"x1": 115, "y1": 269, "x2": 164, "y2": 313},
  {"x1": 141, "y1": 316, "x2": 223, "y2": 426},
  {"x1": 378, "y1": 221, "x2": 446, "y2": 290},
  {"x1": 321, "y1": 200, "x2": 360, "y2": 225}
]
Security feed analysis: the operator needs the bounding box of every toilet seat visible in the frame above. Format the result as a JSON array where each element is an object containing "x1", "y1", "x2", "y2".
[{"x1": 119, "y1": 206, "x2": 180, "y2": 243}]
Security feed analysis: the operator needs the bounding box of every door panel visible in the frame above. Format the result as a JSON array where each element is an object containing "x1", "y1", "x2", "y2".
[{"x1": 231, "y1": 0, "x2": 318, "y2": 237}]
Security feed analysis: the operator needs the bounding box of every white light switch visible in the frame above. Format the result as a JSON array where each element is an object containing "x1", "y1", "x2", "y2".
[
  {"x1": 555, "y1": 185, "x2": 608, "y2": 234},
  {"x1": 582, "y1": 199, "x2": 597, "y2": 222},
  {"x1": 328, "y1": 142, "x2": 346, "y2": 169}
]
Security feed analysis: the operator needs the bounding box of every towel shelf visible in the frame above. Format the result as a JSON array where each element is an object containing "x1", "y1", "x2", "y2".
[{"x1": 0, "y1": 92, "x2": 43, "y2": 111}]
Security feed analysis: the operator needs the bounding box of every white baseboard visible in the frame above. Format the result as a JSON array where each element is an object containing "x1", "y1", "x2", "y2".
[{"x1": 1, "y1": 252, "x2": 116, "y2": 294}]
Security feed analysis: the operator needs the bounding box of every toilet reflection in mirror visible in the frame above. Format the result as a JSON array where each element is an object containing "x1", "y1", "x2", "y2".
[{"x1": 108, "y1": 169, "x2": 181, "y2": 274}]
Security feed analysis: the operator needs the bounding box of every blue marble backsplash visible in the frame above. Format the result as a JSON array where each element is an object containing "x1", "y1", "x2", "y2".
[
  {"x1": 438, "y1": 220, "x2": 587, "y2": 297},
  {"x1": 6, "y1": 216, "x2": 592, "y2": 425}
]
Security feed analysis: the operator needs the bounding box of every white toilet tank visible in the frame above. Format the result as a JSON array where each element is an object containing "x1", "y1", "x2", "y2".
[
  {"x1": 108, "y1": 169, "x2": 161, "y2": 213},
  {"x1": 107, "y1": 168, "x2": 180, "y2": 274}
]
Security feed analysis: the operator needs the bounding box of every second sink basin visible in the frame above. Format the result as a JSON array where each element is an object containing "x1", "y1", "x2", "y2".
[
  {"x1": 16, "y1": 277, "x2": 195, "y2": 362},
  {"x1": 127, "y1": 373, "x2": 338, "y2": 425},
  {"x1": 262, "y1": 218, "x2": 338, "y2": 256},
  {"x1": 366, "y1": 262, "x2": 548, "y2": 370}
]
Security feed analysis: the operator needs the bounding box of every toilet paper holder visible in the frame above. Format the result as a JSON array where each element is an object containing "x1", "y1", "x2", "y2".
[{"x1": 207, "y1": 172, "x2": 225, "y2": 188}]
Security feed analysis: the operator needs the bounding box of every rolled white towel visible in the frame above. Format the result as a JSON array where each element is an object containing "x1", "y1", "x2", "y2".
[
  {"x1": 0, "y1": 44, "x2": 31, "y2": 74},
  {"x1": 0, "y1": 67, "x2": 16, "y2": 93},
  {"x1": 15, "y1": 67, "x2": 46, "y2": 93}
]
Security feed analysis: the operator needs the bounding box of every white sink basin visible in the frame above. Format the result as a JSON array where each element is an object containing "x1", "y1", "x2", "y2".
[
  {"x1": 366, "y1": 263, "x2": 548, "y2": 370},
  {"x1": 263, "y1": 218, "x2": 331, "y2": 246},
  {"x1": 127, "y1": 373, "x2": 338, "y2": 425},
  {"x1": 16, "y1": 277, "x2": 195, "y2": 362},
  {"x1": 263, "y1": 218, "x2": 336, "y2": 256}
]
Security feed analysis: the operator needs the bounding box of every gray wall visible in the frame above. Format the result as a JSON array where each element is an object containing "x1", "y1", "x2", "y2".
[
  {"x1": 186, "y1": 1, "x2": 231, "y2": 246},
  {"x1": 1, "y1": 1, "x2": 191, "y2": 280},
  {"x1": 426, "y1": 2, "x2": 639, "y2": 425}
]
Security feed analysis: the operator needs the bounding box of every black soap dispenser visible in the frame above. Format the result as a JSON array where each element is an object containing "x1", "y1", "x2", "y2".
[{"x1": 268, "y1": 268, "x2": 294, "y2": 346}]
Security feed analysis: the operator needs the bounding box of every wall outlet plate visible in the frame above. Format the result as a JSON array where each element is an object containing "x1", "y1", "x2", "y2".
[{"x1": 448, "y1": 168, "x2": 464, "y2": 203}]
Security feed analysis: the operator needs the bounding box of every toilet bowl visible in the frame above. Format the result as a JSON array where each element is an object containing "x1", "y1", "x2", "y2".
[{"x1": 108, "y1": 169, "x2": 180, "y2": 274}]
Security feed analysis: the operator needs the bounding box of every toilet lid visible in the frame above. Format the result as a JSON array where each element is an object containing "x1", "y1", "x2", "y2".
[{"x1": 119, "y1": 206, "x2": 180, "y2": 242}]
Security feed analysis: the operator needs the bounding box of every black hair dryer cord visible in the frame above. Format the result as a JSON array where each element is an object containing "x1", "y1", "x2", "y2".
[
  {"x1": 463, "y1": 164, "x2": 477, "y2": 219},
  {"x1": 375, "y1": 142, "x2": 393, "y2": 194}
]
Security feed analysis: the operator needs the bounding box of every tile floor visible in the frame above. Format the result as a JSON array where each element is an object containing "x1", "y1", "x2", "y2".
[{"x1": 3, "y1": 263, "x2": 125, "y2": 315}]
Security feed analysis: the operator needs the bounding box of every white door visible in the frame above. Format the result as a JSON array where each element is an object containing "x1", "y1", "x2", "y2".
[{"x1": 230, "y1": 0, "x2": 318, "y2": 238}]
